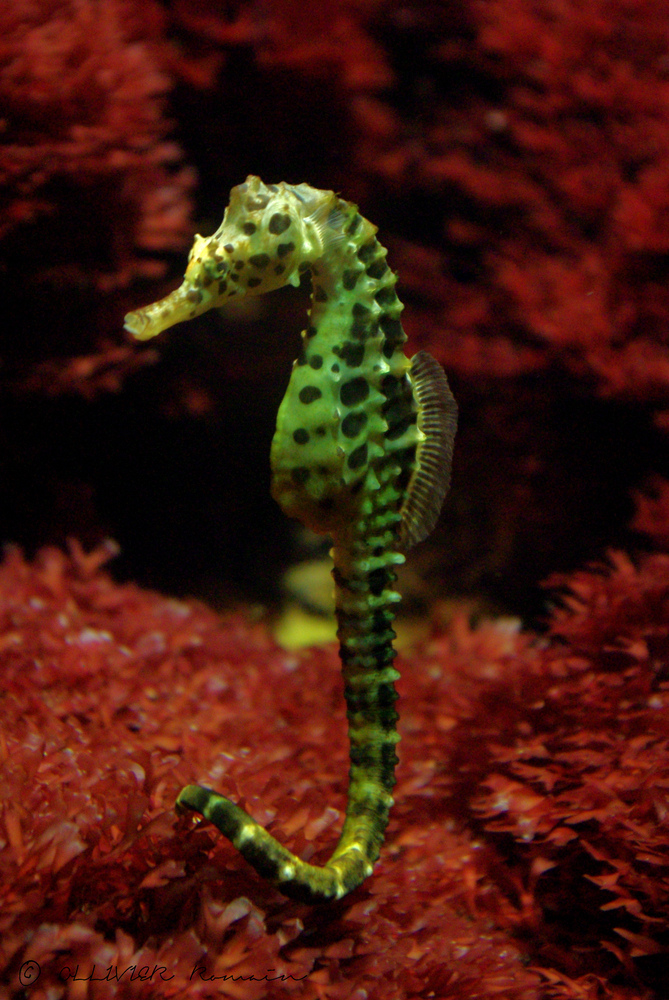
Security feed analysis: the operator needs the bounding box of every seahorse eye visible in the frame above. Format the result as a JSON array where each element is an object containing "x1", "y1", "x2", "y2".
[{"x1": 202, "y1": 257, "x2": 227, "y2": 285}]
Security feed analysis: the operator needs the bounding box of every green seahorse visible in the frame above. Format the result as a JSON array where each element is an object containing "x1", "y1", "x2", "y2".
[{"x1": 124, "y1": 176, "x2": 457, "y2": 903}]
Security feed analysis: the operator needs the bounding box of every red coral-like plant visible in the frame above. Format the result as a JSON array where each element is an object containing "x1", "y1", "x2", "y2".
[
  {"x1": 2, "y1": 532, "x2": 668, "y2": 999},
  {"x1": 0, "y1": 542, "x2": 546, "y2": 1000},
  {"x1": 0, "y1": 0, "x2": 192, "y2": 263},
  {"x1": 339, "y1": 0, "x2": 669, "y2": 413}
]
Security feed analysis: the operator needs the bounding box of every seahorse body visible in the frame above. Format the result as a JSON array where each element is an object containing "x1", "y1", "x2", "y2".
[{"x1": 125, "y1": 176, "x2": 457, "y2": 903}]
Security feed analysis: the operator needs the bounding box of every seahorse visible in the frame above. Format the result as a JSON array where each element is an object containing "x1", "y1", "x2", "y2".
[{"x1": 124, "y1": 176, "x2": 457, "y2": 903}]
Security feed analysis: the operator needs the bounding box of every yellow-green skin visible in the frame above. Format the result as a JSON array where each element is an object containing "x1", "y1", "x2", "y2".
[{"x1": 125, "y1": 176, "x2": 456, "y2": 903}]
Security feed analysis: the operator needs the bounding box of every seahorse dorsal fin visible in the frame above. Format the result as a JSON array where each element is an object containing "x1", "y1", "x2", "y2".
[{"x1": 400, "y1": 351, "x2": 458, "y2": 550}]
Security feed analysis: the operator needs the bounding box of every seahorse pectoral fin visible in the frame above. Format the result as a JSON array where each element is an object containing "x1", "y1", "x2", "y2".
[{"x1": 399, "y1": 351, "x2": 458, "y2": 550}]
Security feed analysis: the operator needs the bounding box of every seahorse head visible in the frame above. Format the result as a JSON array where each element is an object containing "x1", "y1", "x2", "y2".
[{"x1": 124, "y1": 176, "x2": 335, "y2": 340}]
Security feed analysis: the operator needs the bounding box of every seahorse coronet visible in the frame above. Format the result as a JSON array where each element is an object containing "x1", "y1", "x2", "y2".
[{"x1": 125, "y1": 176, "x2": 457, "y2": 903}]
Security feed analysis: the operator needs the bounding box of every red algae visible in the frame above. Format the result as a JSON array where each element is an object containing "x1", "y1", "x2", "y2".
[{"x1": 1, "y1": 540, "x2": 668, "y2": 999}]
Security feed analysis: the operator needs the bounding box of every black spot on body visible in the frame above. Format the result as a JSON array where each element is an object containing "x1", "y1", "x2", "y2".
[
  {"x1": 386, "y1": 413, "x2": 416, "y2": 440},
  {"x1": 357, "y1": 240, "x2": 377, "y2": 264},
  {"x1": 380, "y1": 315, "x2": 405, "y2": 358},
  {"x1": 344, "y1": 688, "x2": 373, "y2": 714},
  {"x1": 242, "y1": 222, "x2": 257, "y2": 235},
  {"x1": 378, "y1": 643, "x2": 399, "y2": 667},
  {"x1": 342, "y1": 269, "x2": 360, "y2": 290},
  {"x1": 309, "y1": 355, "x2": 323, "y2": 369},
  {"x1": 331, "y1": 363, "x2": 340, "y2": 372},
  {"x1": 347, "y1": 794, "x2": 387, "y2": 821},
  {"x1": 299, "y1": 385, "x2": 322, "y2": 404},
  {"x1": 186, "y1": 290, "x2": 202, "y2": 304},
  {"x1": 230, "y1": 272, "x2": 240, "y2": 283},
  {"x1": 274, "y1": 263, "x2": 286, "y2": 274},
  {"x1": 377, "y1": 683, "x2": 399, "y2": 710},
  {"x1": 342, "y1": 411, "x2": 368, "y2": 438},
  {"x1": 378, "y1": 706, "x2": 400, "y2": 732},
  {"x1": 348, "y1": 442, "x2": 368, "y2": 470},
  {"x1": 238, "y1": 838, "x2": 281, "y2": 880},
  {"x1": 341, "y1": 377, "x2": 369, "y2": 406},
  {"x1": 351, "y1": 318, "x2": 377, "y2": 341},
  {"x1": 293, "y1": 428, "x2": 309, "y2": 444},
  {"x1": 372, "y1": 608, "x2": 392, "y2": 631},
  {"x1": 306, "y1": 325, "x2": 318, "y2": 338},
  {"x1": 269, "y1": 212, "x2": 292, "y2": 235},
  {"x1": 249, "y1": 253, "x2": 270, "y2": 269},
  {"x1": 375, "y1": 286, "x2": 397, "y2": 307},
  {"x1": 209, "y1": 801, "x2": 243, "y2": 839},
  {"x1": 382, "y1": 379, "x2": 415, "y2": 444},
  {"x1": 381, "y1": 373, "x2": 407, "y2": 402},
  {"x1": 218, "y1": 279, "x2": 227, "y2": 295},
  {"x1": 277, "y1": 242, "x2": 295, "y2": 258},
  {"x1": 314, "y1": 286, "x2": 328, "y2": 302},
  {"x1": 349, "y1": 745, "x2": 377, "y2": 770},
  {"x1": 235, "y1": 260, "x2": 244, "y2": 270},
  {"x1": 384, "y1": 393, "x2": 412, "y2": 419},
  {"x1": 224, "y1": 243, "x2": 235, "y2": 253},
  {"x1": 339, "y1": 342, "x2": 365, "y2": 367},
  {"x1": 379, "y1": 741, "x2": 399, "y2": 788},
  {"x1": 247, "y1": 277, "x2": 262, "y2": 288},
  {"x1": 368, "y1": 567, "x2": 390, "y2": 595},
  {"x1": 350, "y1": 304, "x2": 375, "y2": 340},
  {"x1": 380, "y1": 740, "x2": 400, "y2": 770},
  {"x1": 366, "y1": 258, "x2": 389, "y2": 280},
  {"x1": 346, "y1": 214, "x2": 362, "y2": 235}
]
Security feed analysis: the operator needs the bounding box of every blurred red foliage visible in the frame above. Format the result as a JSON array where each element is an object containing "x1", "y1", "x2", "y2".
[
  {"x1": 342, "y1": 0, "x2": 669, "y2": 414},
  {"x1": 4, "y1": 0, "x2": 669, "y2": 407},
  {"x1": 1, "y1": 537, "x2": 668, "y2": 998},
  {"x1": 0, "y1": 0, "x2": 195, "y2": 273},
  {"x1": 0, "y1": 0, "x2": 197, "y2": 395}
]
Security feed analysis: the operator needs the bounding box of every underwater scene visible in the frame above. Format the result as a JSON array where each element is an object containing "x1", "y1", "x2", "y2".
[{"x1": 1, "y1": 0, "x2": 669, "y2": 996}]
